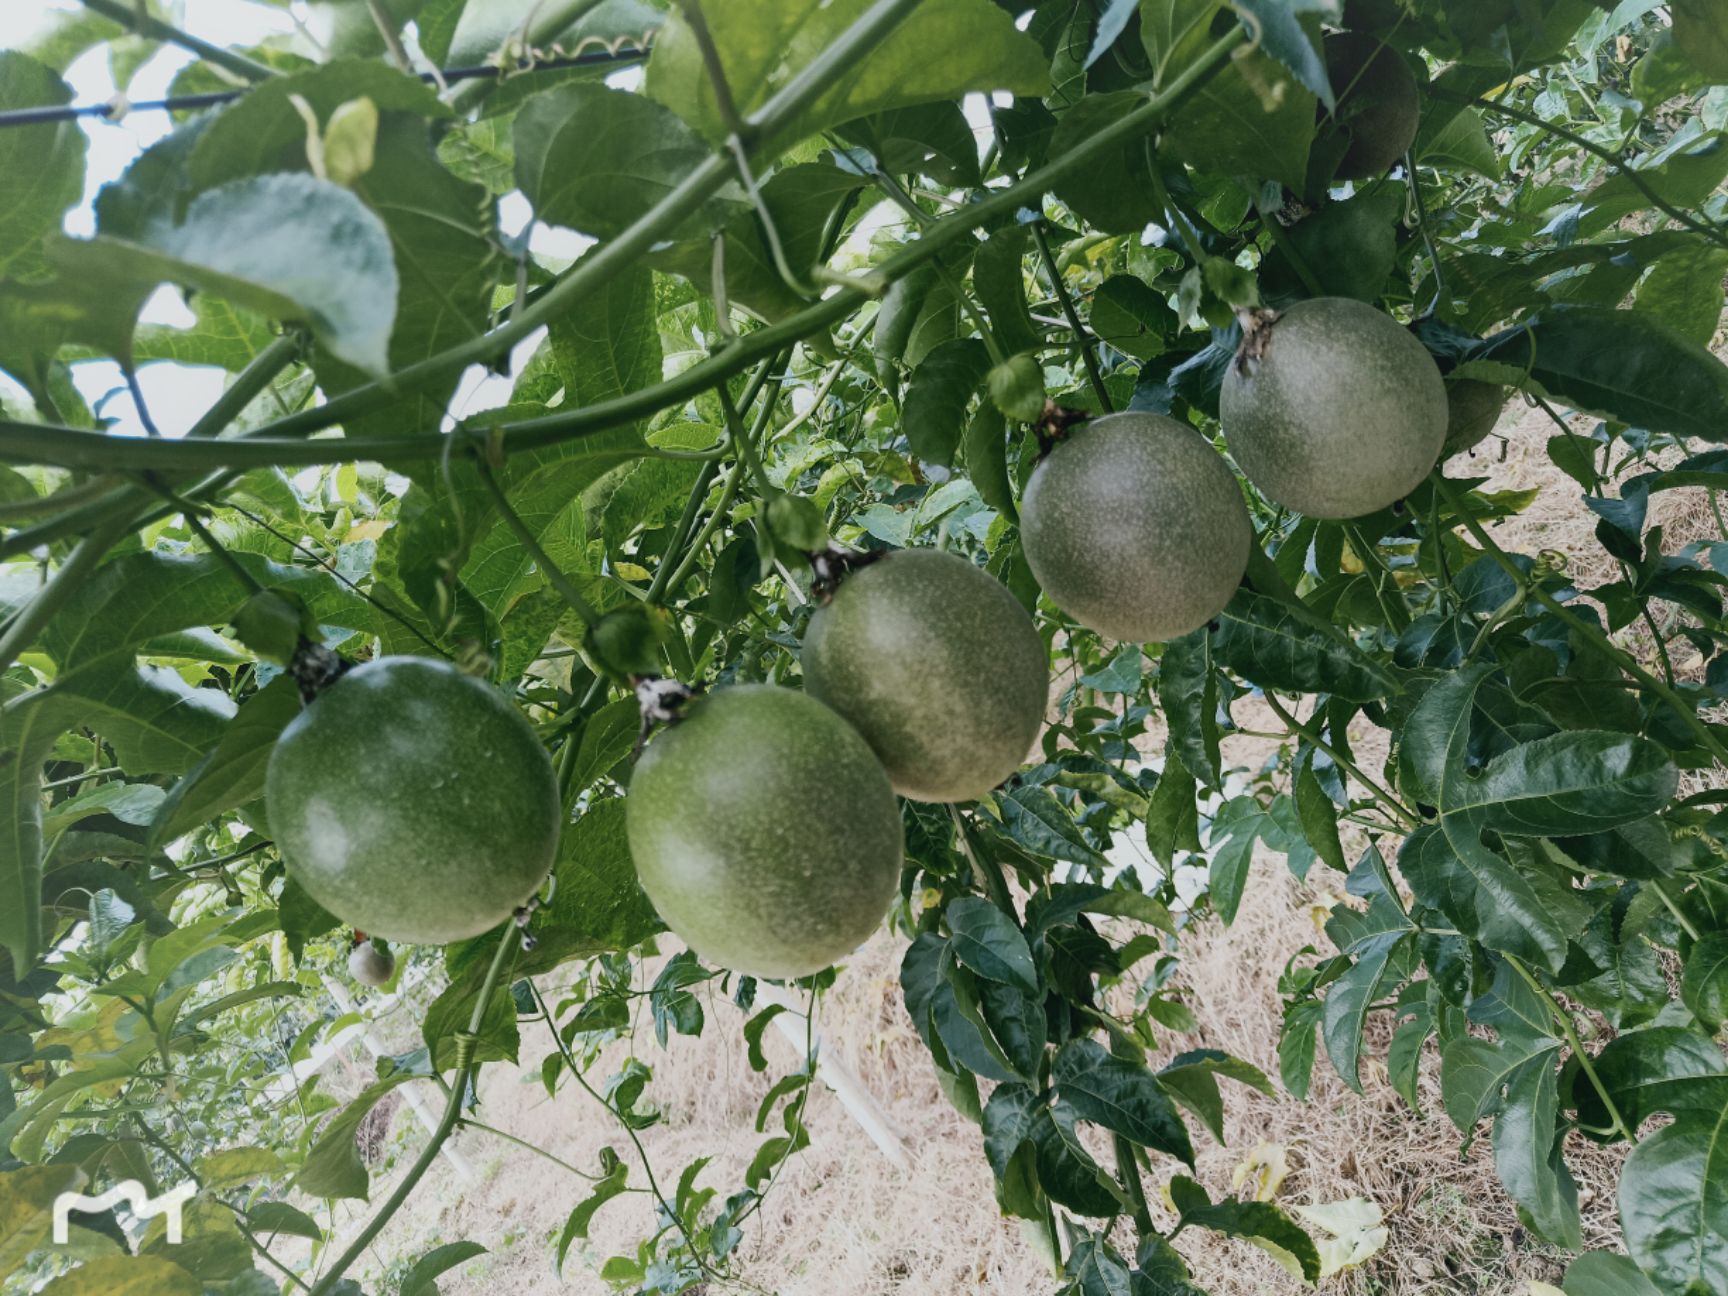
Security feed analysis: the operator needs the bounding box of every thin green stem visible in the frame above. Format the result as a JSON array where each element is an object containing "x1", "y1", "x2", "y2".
[
  {"x1": 680, "y1": 0, "x2": 746, "y2": 138},
  {"x1": 1434, "y1": 474, "x2": 1728, "y2": 764},
  {"x1": 530, "y1": 980, "x2": 722, "y2": 1281},
  {"x1": 1651, "y1": 880, "x2": 1703, "y2": 943},
  {"x1": 950, "y1": 806, "x2": 1016, "y2": 912},
  {"x1": 459, "y1": 1118, "x2": 604, "y2": 1180},
  {"x1": 1435, "y1": 89, "x2": 1728, "y2": 252},
  {"x1": 1404, "y1": 154, "x2": 1446, "y2": 314},
  {"x1": 310, "y1": 923, "x2": 518, "y2": 1296},
  {"x1": 179, "y1": 505, "x2": 269, "y2": 598},
  {"x1": 471, "y1": 453, "x2": 602, "y2": 630},
  {"x1": 1262, "y1": 692, "x2": 1418, "y2": 828},
  {"x1": 1506, "y1": 956, "x2": 1637, "y2": 1145},
  {"x1": 0, "y1": 476, "x2": 120, "y2": 521},
  {"x1": 1032, "y1": 222, "x2": 1110, "y2": 412},
  {"x1": 79, "y1": 0, "x2": 280, "y2": 82},
  {"x1": 0, "y1": 25, "x2": 1250, "y2": 477}
]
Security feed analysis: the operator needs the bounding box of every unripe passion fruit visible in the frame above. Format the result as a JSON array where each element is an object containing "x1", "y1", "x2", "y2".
[
  {"x1": 266, "y1": 657, "x2": 560, "y2": 945},
  {"x1": 1019, "y1": 411, "x2": 1251, "y2": 643},
  {"x1": 1442, "y1": 379, "x2": 1508, "y2": 456},
  {"x1": 1220, "y1": 297, "x2": 1446, "y2": 519},
  {"x1": 1320, "y1": 32, "x2": 1420, "y2": 180},
  {"x1": 803, "y1": 549, "x2": 1047, "y2": 803},
  {"x1": 348, "y1": 939, "x2": 395, "y2": 986},
  {"x1": 626, "y1": 685, "x2": 902, "y2": 979}
]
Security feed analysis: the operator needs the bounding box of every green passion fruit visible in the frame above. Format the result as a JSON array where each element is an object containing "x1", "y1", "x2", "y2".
[
  {"x1": 1019, "y1": 411, "x2": 1251, "y2": 643},
  {"x1": 1442, "y1": 378, "x2": 1508, "y2": 456},
  {"x1": 266, "y1": 656, "x2": 560, "y2": 945},
  {"x1": 803, "y1": 549, "x2": 1047, "y2": 803},
  {"x1": 1220, "y1": 297, "x2": 1446, "y2": 520},
  {"x1": 348, "y1": 940, "x2": 395, "y2": 987},
  {"x1": 626, "y1": 685, "x2": 902, "y2": 979},
  {"x1": 1320, "y1": 32, "x2": 1420, "y2": 181}
]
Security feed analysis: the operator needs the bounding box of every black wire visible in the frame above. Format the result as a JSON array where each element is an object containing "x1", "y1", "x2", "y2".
[{"x1": 0, "y1": 47, "x2": 651, "y2": 128}]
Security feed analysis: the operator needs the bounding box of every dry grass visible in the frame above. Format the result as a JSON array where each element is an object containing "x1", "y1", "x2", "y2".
[{"x1": 294, "y1": 393, "x2": 1714, "y2": 1295}]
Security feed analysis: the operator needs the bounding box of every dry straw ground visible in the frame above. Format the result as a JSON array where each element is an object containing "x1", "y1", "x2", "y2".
[{"x1": 308, "y1": 386, "x2": 1726, "y2": 1296}]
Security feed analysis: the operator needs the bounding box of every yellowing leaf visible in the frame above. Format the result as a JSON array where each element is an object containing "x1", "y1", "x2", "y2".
[
  {"x1": 1231, "y1": 1142, "x2": 1290, "y2": 1202},
  {"x1": 1290, "y1": 1198, "x2": 1389, "y2": 1278},
  {"x1": 1527, "y1": 1283, "x2": 1567, "y2": 1296},
  {"x1": 346, "y1": 519, "x2": 390, "y2": 543}
]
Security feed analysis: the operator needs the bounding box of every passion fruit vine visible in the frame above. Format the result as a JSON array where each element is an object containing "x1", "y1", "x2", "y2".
[
  {"x1": 266, "y1": 656, "x2": 560, "y2": 946},
  {"x1": 803, "y1": 549, "x2": 1047, "y2": 803},
  {"x1": 1220, "y1": 297, "x2": 1447, "y2": 520},
  {"x1": 1019, "y1": 410, "x2": 1252, "y2": 643},
  {"x1": 626, "y1": 685, "x2": 903, "y2": 979}
]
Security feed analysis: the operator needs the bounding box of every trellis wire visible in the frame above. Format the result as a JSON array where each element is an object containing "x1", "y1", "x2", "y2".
[{"x1": 0, "y1": 46, "x2": 651, "y2": 128}]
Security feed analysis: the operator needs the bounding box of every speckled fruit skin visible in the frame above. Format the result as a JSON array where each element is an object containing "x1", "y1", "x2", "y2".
[
  {"x1": 1443, "y1": 379, "x2": 1507, "y2": 456},
  {"x1": 1323, "y1": 32, "x2": 1420, "y2": 180},
  {"x1": 626, "y1": 685, "x2": 902, "y2": 979},
  {"x1": 1019, "y1": 411, "x2": 1251, "y2": 643},
  {"x1": 1220, "y1": 297, "x2": 1446, "y2": 520},
  {"x1": 803, "y1": 549, "x2": 1047, "y2": 803},
  {"x1": 348, "y1": 941, "x2": 395, "y2": 986},
  {"x1": 266, "y1": 657, "x2": 559, "y2": 946}
]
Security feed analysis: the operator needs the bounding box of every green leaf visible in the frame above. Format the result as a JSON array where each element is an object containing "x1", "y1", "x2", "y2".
[
  {"x1": 980, "y1": 1082, "x2": 1046, "y2": 1219},
  {"x1": 1322, "y1": 922, "x2": 1415, "y2": 1092},
  {"x1": 1053, "y1": 1038, "x2": 1193, "y2": 1165},
  {"x1": 1294, "y1": 757, "x2": 1346, "y2": 872},
  {"x1": 557, "y1": 1155, "x2": 628, "y2": 1268},
  {"x1": 838, "y1": 99, "x2": 982, "y2": 185},
  {"x1": 1575, "y1": 1027, "x2": 1728, "y2": 1133},
  {"x1": 1479, "y1": 306, "x2": 1728, "y2": 444},
  {"x1": 1618, "y1": 1108, "x2": 1728, "y2": 1296},
  {"x1": 1156, "y1": 1048, "x2": 1275, "y2": 1142},
  {"x1": 933, "y1": 958, "x2": 1020, "y2": 1082},
  {"x1": 1145, "y1": 755, "x2": 1201, "y2": 871},
  {"x1": 1683, "y1": 934, "x2": 1728, "y2": 1031},
  {"x1": 35, "y1": 1257, "x2": 201, "y2": 1296},
  {"x1": 1210, "y1": 589, "x2": 1397, "y2": 702},
  {"x1": 1158, "y1": 629, "x2": 1222, "y2": 791},
  {"x1": 150, "y1": 677, "x2": 300, "y2": 846},
  {"x1": 515, "y1": 83, "x2": 719, "y2": 241},
  {"x1": 0, "y1": 53, "x2": 88, "y2": 279},
  {"x1": 1163, "y1": 43, "x2": 1316, "y2": 191},
  {"x1": 1167, "y1": 1175, "x2": 1322, "y2": 1282},
  {"x1": 651, "y1": 162, "x2": 866, "y2": 322},
  {"x1": 519, "y1": 798, "x2": 662, "y2": 975},
  {"x1": 997, "y1": 783, "x2": 1106, "y2": 867},
  {"x1": 1049, "y1": 94, "x2": 1162, "y2": 234},
  {"x1": 1448, "y1": 731, "x2": 1679, "y2": 838},
  {"x1": 196, "y1": 1147, "x2": 285, "y2": 1189},
  {"x1": 1279, "y1": 998, "x2": 1322, "y2": 1100},
  {"x1": 1561, "y1": 1252, "x2": 1664, "y2": 1296},
  {"x1": 567, "y1": 698, "x2": 642, "y2": 794},
  {"x1": 0, "y1": 1164, "x2": 86, "y2": 1272},
  {"x1": 1440, "y1": 1034, "x2": 1560, "y2": 1132},
  {"x1": 1635, "y1": 244, "x2": 1728, "y2": 346},
  {"x1": 400, "y1": 1241, "x2": 487, "y2": 1296},
  {"x1": 962, "y1": 403, "x2": 1018, "y2": 523},
  {"x1": 1399, "y1": 826, "x2": 1575, "y2": 974},
  {"x1": 294, "y1": 1073, "x2": 416, "y2": 1199},
  {"x1": 68, "y1": 173, "x2": 399, "y2": 374},
  {"x1": 245, "y1": 1202, "x2": 323, "y2": 1244},
  {"x1": 1494, "y1": 1053, "x2": 1583, "y2": 1249},
  {"x1": 946, "y1": 896, "x2": 1040, "y2": 994},
  {"x1": 902, "y1": 338, "x2": 991, "y2": 469},
  {"x1": 186, "y1": 60, "x2": 449, "y2": 192},
  {"x1": 645, "y1": 0, "x2": 1048, "y2": 146},
  {"x1": 972, "y1": 227, "x2": 1040, "y2": 357},
  {"x1": 312, "y1": 112, "x2": 500, "y2": 438},
  {"x1": 1090, "y1": 274, "x2": 1176, "y2": 360}
]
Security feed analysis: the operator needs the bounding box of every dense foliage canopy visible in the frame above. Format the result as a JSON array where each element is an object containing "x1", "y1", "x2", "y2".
[{"x1": 3, "y1": 2, "x2": 1728, "y2": 1294}]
